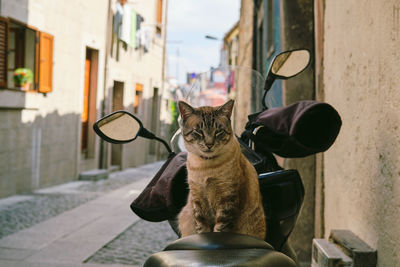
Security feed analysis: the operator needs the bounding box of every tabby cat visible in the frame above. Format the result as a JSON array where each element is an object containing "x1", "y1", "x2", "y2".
[{"x1": 177, "y1": 100, "x2": 266, "y2": 240}]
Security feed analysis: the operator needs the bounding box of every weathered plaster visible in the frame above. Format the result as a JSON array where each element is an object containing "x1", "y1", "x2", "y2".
[{"x1": 323, "y1": 1, "x2": 400, "y2": 265}]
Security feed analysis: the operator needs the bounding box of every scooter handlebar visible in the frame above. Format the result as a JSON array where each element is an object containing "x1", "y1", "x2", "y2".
[{"x1": 246, "y1": 100, "x2": 342, "y2": 158}]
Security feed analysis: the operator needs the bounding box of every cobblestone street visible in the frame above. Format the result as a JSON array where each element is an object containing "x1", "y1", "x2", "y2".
[
  {"x1": 0, "y1": 161, "x2": 180, "y2": 266},
  {"x1": 86, "y1": 220, "x2": 177, "y2": 266}
]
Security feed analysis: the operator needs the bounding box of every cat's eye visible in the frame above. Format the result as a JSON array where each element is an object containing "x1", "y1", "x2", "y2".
[
  {"x1": 192, "y1": 129, "x2": 204, "y2": 138},
  {"x1": 215, "y1": 130, "x2": 225, "y2": 137}
]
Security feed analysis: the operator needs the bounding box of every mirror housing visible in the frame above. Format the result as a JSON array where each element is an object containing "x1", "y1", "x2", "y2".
[
  {"x1": 271, "y1": 49, "x2": 310, "y2": 78},
  {"x1": 93, "y1": 110, "x2": 173, "y2": 153},
  {"x1": 93, "y1": 111, "x2": 144, "y2": 144},
  {"x1": 264, "y1": 49, "x2": 311, "y2": 93},
  {"x1": 262, "y1": 49, "x2": 311, "y2": 109}
]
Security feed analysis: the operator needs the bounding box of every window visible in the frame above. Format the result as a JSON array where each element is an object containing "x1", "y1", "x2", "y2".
[
  {"x1": 0, "y1": 17, "x2": 53, "y2": 93},
  {"x1": 156, "y1": 0, "x2": 163, "y2": 35},
  {"x1": 134, "y1": 83, "x2": 143, "y2": 114}
]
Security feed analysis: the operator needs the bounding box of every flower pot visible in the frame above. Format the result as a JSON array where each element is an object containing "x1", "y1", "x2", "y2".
[{"x1": 14, "y1": 82, "x2": 31, "y2": 90}]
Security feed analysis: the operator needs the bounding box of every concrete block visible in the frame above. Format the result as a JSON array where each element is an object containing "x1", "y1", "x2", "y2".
[
  {"x1": 79, "y1": 169, "x2": 108, "y2": 181},
  {"x1": 312, "y1": 239, "x2": 352, "y2": 267},
  {"x1": 329, "y1": 230, "x2": 377, "y2": 267}
]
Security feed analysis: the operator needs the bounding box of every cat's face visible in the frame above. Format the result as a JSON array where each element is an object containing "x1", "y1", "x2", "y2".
[{"x1": 178, "y1": 100, "x2": 234, "y2": 158}]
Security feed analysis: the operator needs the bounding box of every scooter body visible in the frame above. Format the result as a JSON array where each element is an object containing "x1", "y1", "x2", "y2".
[{"x1": 93, "y1": 49, "x2": 341, "y2": 266}]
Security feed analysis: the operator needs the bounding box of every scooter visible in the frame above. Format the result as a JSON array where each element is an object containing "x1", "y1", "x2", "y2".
[{"x1": 93, "y1": 49, "x2": 342, "y2": 266}]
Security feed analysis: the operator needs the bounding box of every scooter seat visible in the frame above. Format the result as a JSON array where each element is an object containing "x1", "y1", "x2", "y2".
[{"x1": 144, "y1": 233, "x2": 296, "y2": 267}]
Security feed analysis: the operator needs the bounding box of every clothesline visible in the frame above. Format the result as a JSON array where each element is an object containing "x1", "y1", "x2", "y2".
[{"x1": 114, "y1": 1, "x2": 151, "y2": 52}]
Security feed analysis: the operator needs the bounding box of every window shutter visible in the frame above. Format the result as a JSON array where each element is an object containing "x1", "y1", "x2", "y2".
[
  {"x1": 0, "y1": 17, "x2": 8, "y2": 88},
  {"x1": 156, "y1": 0, "x2": 163, "y2": 24},
  {"x1": 38, "y1": 31, "x2": 53, "y2": 93}
]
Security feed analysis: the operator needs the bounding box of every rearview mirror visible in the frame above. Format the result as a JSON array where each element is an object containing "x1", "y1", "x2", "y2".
[
  {"x1": 271, "y1": 49, "x2": 310, "y2": 78},
  {"x1": 263, "y1": 49, "x2": 311, "y2": 109},
  {"x1": 93, "y1": 111, "x2": 143, "y2": 144}
]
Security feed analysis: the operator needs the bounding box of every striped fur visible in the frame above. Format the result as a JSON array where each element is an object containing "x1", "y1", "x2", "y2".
[{"x1": 177, "y1": 100, "x2": 266, "y2": 240}]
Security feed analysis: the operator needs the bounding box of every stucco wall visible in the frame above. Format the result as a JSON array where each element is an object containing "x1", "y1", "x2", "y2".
[
  {"x1": 104, "y1": 0, "x2": 168, "y2": 168},
  {"x1": 322, "y1": 1, "x2": 400, "y2": 265},
  {"x1": 0, "y1": 0, "x2": 108, "y2": 197}
]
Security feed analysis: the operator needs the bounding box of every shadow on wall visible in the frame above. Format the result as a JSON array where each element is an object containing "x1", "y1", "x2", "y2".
[{"x1": 0, "y1": 109, "x2": 80, "y2": 199}]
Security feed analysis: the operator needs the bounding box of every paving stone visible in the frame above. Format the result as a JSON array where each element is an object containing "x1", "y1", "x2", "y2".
[
  {"x1": 0, "y1": 161, "x2": 167, "y2": 265},
  {"x1": 0, "y1": 193, "x2": 98, "y2": 239},
  {"x1": 0, "y1": 161, "x2": 164, "y2": 239},
  {"x1": 86, "y1": 220, "x2": 178, "y2": 266}
]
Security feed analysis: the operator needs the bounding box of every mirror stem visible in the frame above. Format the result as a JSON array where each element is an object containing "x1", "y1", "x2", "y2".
[
  {"x1": 264, "y1": 74, "x2": 276, "y2": 92},
  {"x1": 140, "y1": 128, "x2": 173, "y2": 154},
  {"x1": 262, "y1": 74, "x2": 276, "y2": 109},
  {"x1": 154, "y1": 136, "x2": 173, "y2": 154}
]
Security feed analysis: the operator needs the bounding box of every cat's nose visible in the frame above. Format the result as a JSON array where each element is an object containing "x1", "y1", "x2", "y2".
[{"x1": 206, "y1": 144, "x2": 213, "y2": 149}]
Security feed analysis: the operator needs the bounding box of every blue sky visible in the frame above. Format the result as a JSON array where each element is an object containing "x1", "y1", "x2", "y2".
[{"x1": 166, "y1": 0, "x2": 240, "y2": 83}]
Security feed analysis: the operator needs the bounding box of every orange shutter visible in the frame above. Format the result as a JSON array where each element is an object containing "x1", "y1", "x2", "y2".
[
  {"x1": 82, "y1": 58, "x2": 91, "y2": 122},
  {"x1": 134, "y1": 83, "x2": 143, "y2": 112},
  {"x1": 0, "y1": 17, "x2": 8, "y2": 88},
  {"x1": 38, "y1": 31, "x2": 53, "y2": 93},
  {"x1": 156, "y1": 0, "x2": 163, "y2": 24}
]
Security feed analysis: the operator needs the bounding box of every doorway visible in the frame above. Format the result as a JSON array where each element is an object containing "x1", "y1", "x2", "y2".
[
  {"x1": 81, "y1": 47, "x2": 98, "y2": 158},
  {"x1": 149, "y1": 87, "x2": 159, "y2": 155},
  {"x1": 111, "y1": 81, "x2": 124, "y2": 167}
]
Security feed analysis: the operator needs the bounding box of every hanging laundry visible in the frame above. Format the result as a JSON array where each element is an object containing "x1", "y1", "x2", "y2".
[
  {"x1": 135, "y1": 14, "x2": 145, "y2": 49},
  {"x1": 130, "y1": 9, "x2": 137, "y2": 48},
  {"x1": 136, "y1": 28, "x2": 141, "y2": 49},
  {"x1": 135, "y1": 26, "x2": 150, "y2": 52},
  {"x1": 137, "y1": 14, "x2": 144, "y2": 30},
  {"x1": 142, "y1": 26, "x2": 150, "y2": 53},
  {"x1": 113, "y1": 1, "x2": 124, "y2": 38},
  {"x1": 120, "y1": 4, "x2": 132, "y2": 44}
]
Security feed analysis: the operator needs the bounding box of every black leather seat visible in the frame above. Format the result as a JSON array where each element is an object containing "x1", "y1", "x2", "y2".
[{"x1": 144, "y1": 233, "x2": 296, "y2": 267}]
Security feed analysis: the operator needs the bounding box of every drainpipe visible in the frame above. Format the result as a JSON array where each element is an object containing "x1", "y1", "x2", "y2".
[
  {"x1": 159, "y1": 0, "x2": 169, "y2": 158},
  {"x1": 99, "y1": 0, "x2": 112, "y2": 169}
]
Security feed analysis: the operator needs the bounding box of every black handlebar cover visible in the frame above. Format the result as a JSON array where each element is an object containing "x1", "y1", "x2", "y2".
[{"x1": 247, "y1": 100, "x2": 342, "y2": 158}]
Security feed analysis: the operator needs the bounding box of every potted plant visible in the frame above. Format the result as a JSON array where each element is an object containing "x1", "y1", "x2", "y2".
[{"x1": 13, "y1": 68, "x2": 33, "y2": 90}]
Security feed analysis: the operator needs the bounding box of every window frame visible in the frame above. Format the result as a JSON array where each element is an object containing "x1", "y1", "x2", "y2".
[
  {"x1": 7, "y1": 18, "x2": 38, "y2": 91},
  {"x1": 0, "y1": 16, "x2": 53, "y2": 94}
]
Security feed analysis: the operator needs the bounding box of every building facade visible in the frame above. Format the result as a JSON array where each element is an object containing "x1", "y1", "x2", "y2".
[
  {"x1": 0, "y1": 0, "x2": 168, "y2": 199},
  {"x1": 236, "y1": 0, "x2": 400, "y2": 265},
  {"x1": 100, "y1": 0, "x2": 169, "y2": 169}
]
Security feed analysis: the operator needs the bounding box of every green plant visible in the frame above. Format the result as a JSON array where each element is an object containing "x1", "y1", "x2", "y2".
[
  {"x1": 13, "y1": 68, "x2": 33, "y2": 86},
  {"x1": 169, "y1": 100, "x2": 180, "y2": 137}
]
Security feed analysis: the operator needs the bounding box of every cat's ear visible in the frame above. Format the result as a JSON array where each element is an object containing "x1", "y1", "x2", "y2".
[
  {"x1": 217, "y1": 99, "x2": 234, "y2": 118},
  {"x1": 178, "y1": 101, "x2": 195, "y2": 121}
]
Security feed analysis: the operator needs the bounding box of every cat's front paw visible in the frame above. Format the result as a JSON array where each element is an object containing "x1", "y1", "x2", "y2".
[
  {"x1": 213, "y1": 223, "x2": 231, "y2": 232},
  {"x1": 196, "y1": 225, "x2": 212, "y2": 233}
]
